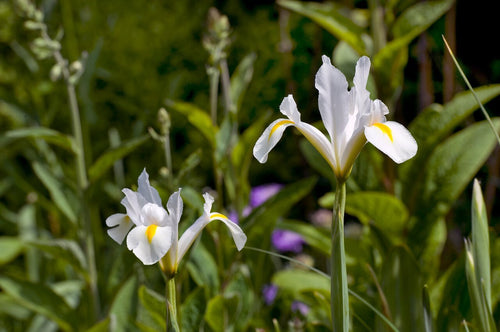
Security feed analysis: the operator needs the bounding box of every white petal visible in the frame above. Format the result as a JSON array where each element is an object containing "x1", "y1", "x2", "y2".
[
  {"x1": 315, "y1": 55, "x2": 350, "y2": 143},
  {"x1": 202, "y1": 193, "x2": 214, "y2": 215},
  {"x1": 295, "y1": 122, "x2": 336, "y2": 171},
  {"x1": 126, "y1": 225, "x2": 172, "y2": 265},
  {"x1": 176, "y1": 215, "x2": 209, "y2": 264},
  {"x1": 253, "y1": 118, "x2": 295, "y2": 164},
  {"x1": 208, "y1": 212, "x2": 247, "y2": 251},
  {"x1": 167, "y1": 189, "x2": 183, "y2": 224},
  {"x1": 138, "y1": 169, "x2": 162, "y2": 205},
  {"x1": 141, "y1": 203, "x2": 168, "y2": 227},
  {"x1": 365, "y1": 121, "x2": 418, "y2": 163},
  {"x1": 121, "y1": 189, "x2": 146, "y2": 225},
  {"x1": 353, "y1": 57, "x2": 372, "y2": 119},
  {"x1": 106, "y1": 213, "x2": 133, "y2": 244},
  {"x1": 279, "y1": 95, "x2": 301, "y2": 123}
]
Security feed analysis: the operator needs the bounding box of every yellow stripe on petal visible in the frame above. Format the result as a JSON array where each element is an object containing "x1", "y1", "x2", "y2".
[
  {"x1": 145, "y1": 224, "x2": 158, "y2": 243},
  {"x1": 372, "y1": 123, "x2": 393, "y2": 142},
  {"x1": 210, "y1": 213, "x2": 227, "y2": 220},
  {"x1": 269, "y1": 120, "x2": 294, "y2": 140}
]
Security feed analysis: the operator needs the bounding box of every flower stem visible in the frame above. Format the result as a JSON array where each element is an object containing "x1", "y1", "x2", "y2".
[
  {"x1": 331, "y1": 180, "x2": 348, "y2": 332},
  {"x1": 166, "y1": 277, "x2": 181, "y2": 332}
]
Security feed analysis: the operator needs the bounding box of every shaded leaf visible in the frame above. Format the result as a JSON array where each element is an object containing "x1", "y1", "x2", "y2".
[
  {"x1": 181, "y1": 287, "x2": 206, "y2": 332},
  {"x1": 230, "y1": 53, "x2": 257, "y2": 113},
  {"x1": 0, "y1": 276, "x2": 76, "y2": 332},
  {"x1": 4, "y1": 127, "x2": 78, "y2": 153},
  {"x1": 88, "y1": 134, "x2": 149, "y2": 183},
  {"x1": 137, "y1": 285, "x2": 166, "y2": 332},
  {"x1": 272, "y1": 269, "x2": 329, "y2": 295},
  {"x1": 279, "y1": 219, "x2": 330, "y2": 255},
  {"x1": 109, "y1": 276, "x2": 138, "y2": 332}
]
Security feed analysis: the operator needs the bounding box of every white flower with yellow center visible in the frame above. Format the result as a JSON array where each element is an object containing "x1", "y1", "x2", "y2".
[
  {"x1": 253, "y1": 55, "x2": 417, "y2": 180},
  {"x1": 106, "y1": 169, "x2": 247, "y2": 268}
]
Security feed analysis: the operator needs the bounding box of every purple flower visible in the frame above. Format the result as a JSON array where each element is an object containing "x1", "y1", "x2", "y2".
[
  {"x1": 291, "y1": 301, "x2": 309, "y2": 315},
  {"x1": 249, "y1": 183, "x2": 283, "y2": 208},
  {"x1": 227, "y1": 206, "x2": 252, "y2": 224},
  {"x1": 262, "y1": 284, "x2": 278, "y2": 305},
  {"x1": 271, "y1": 229, "x2": 305, "y2": 253}
]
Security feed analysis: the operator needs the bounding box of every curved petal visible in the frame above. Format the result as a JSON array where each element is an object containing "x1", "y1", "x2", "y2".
[
  {"x1": 209, "y1": 212, "x2": 247, "y2": 251},
  {"x1": 365, "y1": 121, "x2": 418, "y2": 163},
  {"x1": 253, "y1": 118, "x2": 295, "y2": 163},
  {"x1": 202, "y1": 193, "x2": 214, "y2": 215},
  {"x1": 279, "y1": 95, "x2": 301, "y2": 123},
  {"x1": 141, "y1": 203, "x2": 169, "y2": 227},
  {"x1": 176, "y1": 215, "x2": 209, "y2": 263},
  {"x1": 106, "y1": 213, "x2": 133, "y2": 244},
  {"x1": 295, "y1": 122, "x2": 336, "y2": 171},
  {"x1": 126, "y1": 225, "x2": 172, "y2": 265},
  {"x1": 353, "y1": 56, "x2": 372, "y2": 119},
  {"x1": 138, "y1": 169, "x2": 162, "y2": 205},
  {"x1": 315, "y1": 55, "x2": 350, "y2": 143}
]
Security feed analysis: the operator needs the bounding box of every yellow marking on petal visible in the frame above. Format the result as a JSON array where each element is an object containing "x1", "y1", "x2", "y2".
[
  {"x1": 145, "y1": 225, "x2": 158, "y2": 243},
  {"x1": 269, "y1": 120, "x2": 294, "y2": 140},
  {"x1": 210, "y1": 213, "x2": 227, "y2": 220},
  {"x1": 372, "y1": 123, "x2": 393, "y2": 142}
]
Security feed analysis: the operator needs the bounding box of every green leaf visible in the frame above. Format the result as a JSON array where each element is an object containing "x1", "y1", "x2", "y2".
[
  {"x1": 85, "y1": 318, "x2": 110, "y2": 332},
  {"x1": 471, "y1": 179, "x2": 491, "y2": 308},
  {"x1": 0, "y1": 294, "x2": 31, "y2": 319},
  {"x1": 299, "y1": 138, "x2": 335, "y2": 185},
  {"x1": 4, "y1": 127, "x2": 78, "y2": 153},
  {"x1": 186, "y1": 243, "x2": 220, "y2": 297},
  {"x1": 32, "y1": 161, "x2": 77, "y2": 224},
  {"x1": 137, "y1": 285, "x2": 166, "y2": 332},
  {"x1": 204, "y1": 294, "x2": 239, "y2": 331},
  {"x1": 88, "y1": 134, "x2": 149, "y2": 183},
  {"x1": 423, "y1": 285, "x2": 433, "y2": 332},
  {"x1": 278, "y1": 0, "x2": 367, "y2": 55},
  {"x1": 230, "y1": 53, "x2": 257, "y2": 113},
  {"x1": 26, "y1": 239, "x2": 88, "y2": 279},
  {"x1": 176, "y1": 149, "x2": 202, "y2": 183},
  {"x1": 0, "y1": 237, "x2": 24, "y2": 265},
  {"x1": 279, "y1": 219, "x2": 330, "y2": 255},
  {"x1": 391, "y1": 0, "x2": 454, "y2": 39},
  {"x1": 378, "y1": 246, "x2": 424, "y2": 332},
  {"x1": 109, "y1": 276, "x2": 138, "y2": 332},
  {"x1": 181, "y1": 287, "x2": 206, "y2": 332},
  {"x1": 401, "y1": 85, "x2": 500, "y2": 205},
  {"x1": 0, "y1": 276, "x2": 76, "y2": 332},
  {"x1": 409, "y1": 119, "x2": 500, "y2": 250},
  {"x1": 272, "y1": 269, "x2": 329, "y2": 295},
  {"x1": 166, "y1": 99, "x2": 216, "y2": 147}
]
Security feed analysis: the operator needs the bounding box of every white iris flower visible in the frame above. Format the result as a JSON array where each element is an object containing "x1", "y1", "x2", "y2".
[
  {"x1": 106, "y1": 169, "x2": 247, "y2": 269},
  {"x1": 253, "y1": 55, "x2": 417, "y2": 180}
]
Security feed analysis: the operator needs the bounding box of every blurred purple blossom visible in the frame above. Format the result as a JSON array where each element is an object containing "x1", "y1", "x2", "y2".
[
  {"x1": 309, "y1": 208, "x2": 332, "y2": 228},
  {"x1": 291, "y1": 301, "x2": 309, "y2": 315},
  {"x1": 227, "y1": 206, "x2": 252, "y2": 224},
  {"x1": 249, "y1": 183, "x2": 283, "y2": 208},
  {"x1": 271, "y1": 229, "x2": 305, "y2": 253},
  {"x1": 262, "y1": 284, "x2": 278, "y2": 305}
]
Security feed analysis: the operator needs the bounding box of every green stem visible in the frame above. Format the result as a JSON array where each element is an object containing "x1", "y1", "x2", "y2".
[
  {"x1": 166, "y1": 277, "x2": 181, "y2": 332},
  {"x1": 45, "y1": 28, "x2": 100, "y2": 319},
  {"x1": 164, "y1": 133, "x2": 173, "y2": 189},
  {"x1": 208, "y1": 67, "x2": 220, "y2": 126},
  {"x1": 331, "y1": 180, "x2": 348, "y2": 332}
]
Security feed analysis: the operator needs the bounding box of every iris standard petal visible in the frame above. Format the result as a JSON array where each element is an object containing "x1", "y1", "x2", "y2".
[
  {"x1": 141, "y1": 203, "x2": 169, "y2": 227},
  {"x1": 315, "y1": 55, "x2": 350, "y2": 144},
  {"x1": 137, "y1": 169, "x2": 162, "y2": 206},
  {"x1": 121, "y1": 188, "x2": 147, "y2": 225},
  {"x1": 167, "y1": 189, "x2": 183, "y2": 224},
  {"x1": 365, "y1": 121, "x2": 418, "y2": 163},
  {"x1": 253, "y1": 118, "x2": 295, "y2": 163},
  {"x1": 279, "y1": 95, "x2": 301, "y2": 122},
  {"x1": 126, "y1": 225, "x2": 172, "y2": 265},
  {"x1": 106, "y1": 213, "x2": 133, "y2": 244}
]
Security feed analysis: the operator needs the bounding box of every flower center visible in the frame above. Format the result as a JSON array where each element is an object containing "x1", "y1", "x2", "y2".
[
  {"x1": 372, "y1": 123, "x2": 393, "y2": 142},
  {"x1": 145, "y1": 224, "x2": 158, "y2": 243},
  {"x1": 269, "y1": 120, "x2": 294, "y2": 140}
]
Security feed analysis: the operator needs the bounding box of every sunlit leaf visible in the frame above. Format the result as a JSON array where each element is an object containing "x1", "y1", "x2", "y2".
[
  {"x1": 272, "y1": 269, "x2": 329, "y2": 295},
  {"x1": 278, "y1": 0, "x2": 367, "y2": 54},
  {"x1": 166, "y1": 99, "x2": 216, "y2": 147},
  {"x1": 137, "y1": 285, "x2": 166, "y2": 332},
  {"x1": 109, "y1": 276, "x2": 138, "y2": 331},
  {"x1": 0, "y1": 237, "x2": 24, "y2": 265}
]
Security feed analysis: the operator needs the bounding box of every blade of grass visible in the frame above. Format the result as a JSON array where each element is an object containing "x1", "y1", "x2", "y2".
[{"x1": 442, "y1": 35, "x2": 500, "y2": 145}]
